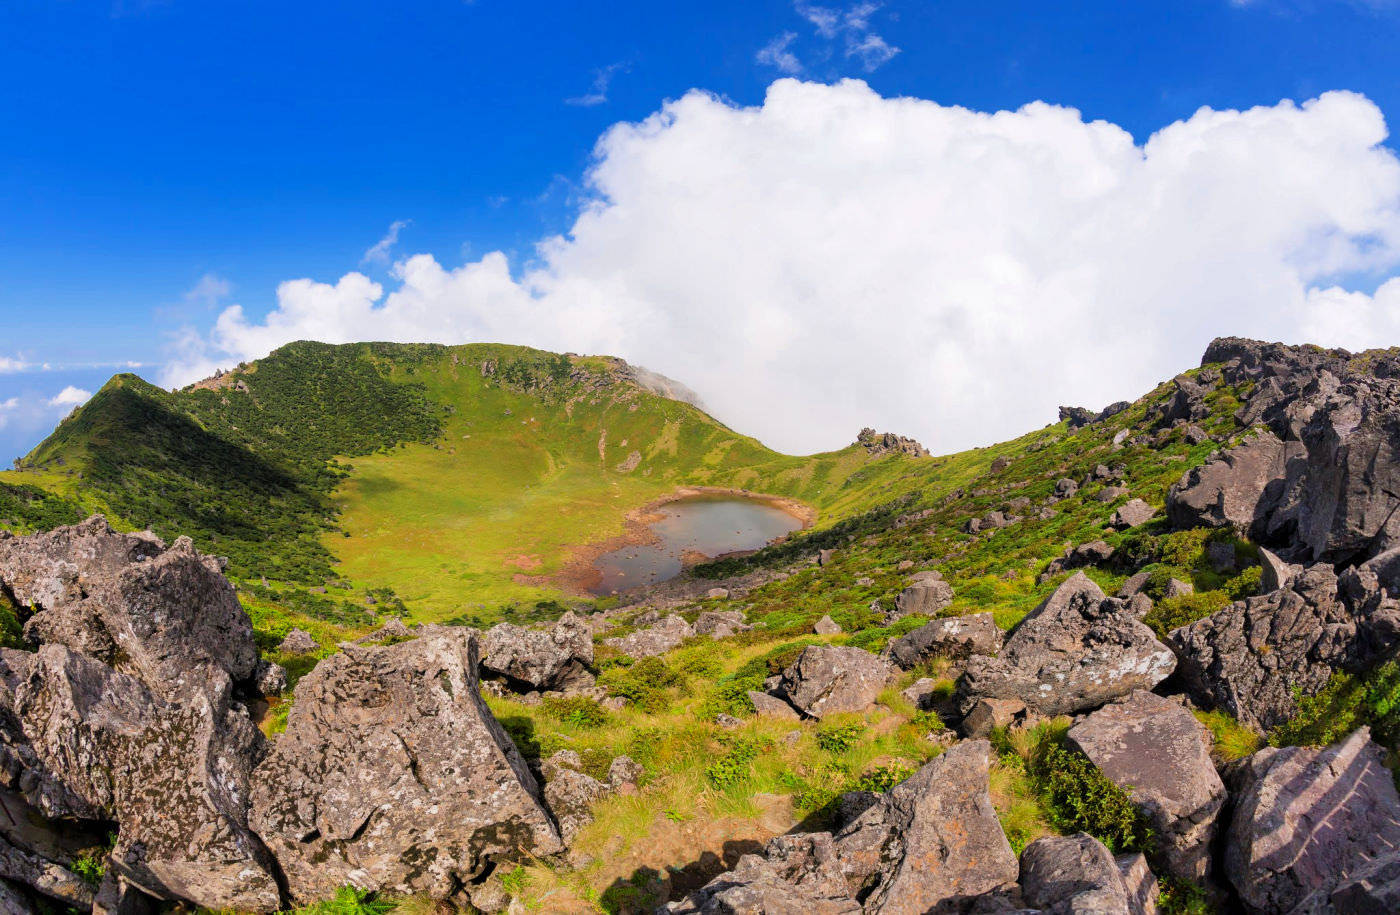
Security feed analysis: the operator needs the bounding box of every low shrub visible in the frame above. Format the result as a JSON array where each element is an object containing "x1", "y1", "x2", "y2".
[
  {"x1": 292, "y1": 886, "x2": 394, "y2": 915},
  {"x1": 540, "y1": 696, "x2": 610, "y2": 728},
  {"x1": 1271, "y1": 660, "x2": 1400, "y2": 749},
  {"x1": 1028, "y1": 736, "x2": 1154, "y2": 854},
  {"x1": 706, "y1": 736, "x2": 768, "y2": 787},
  {"x1": 1144, "y1": 591, "x2": 1231, "y2": 639},
  {"x1": 599, "y1": 656, "x2": 684, "y2": 712},
  {"x1": 815, "y1": 722, "x2": 864, "y2": 754}
]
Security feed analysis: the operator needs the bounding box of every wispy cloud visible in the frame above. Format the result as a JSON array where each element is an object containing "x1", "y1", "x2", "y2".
[
  {"x1": 566, "y1": 62, "x2": 629, "y2": 107},
  {"x1": 362, "y1": 219, "x2": 412, "y2": 266},
  {"x1": 184, "y1": 273, "x2": 233, "y2": 309},
  {"x1": 756, "y1": 33, "x2": 804, "y2": 75},
  {"x1": 0, "y1": 358, "x2": 31, "y2": 374},
  {"x1": 759, "y1": 2, "x2": 901, "y2": 75}
]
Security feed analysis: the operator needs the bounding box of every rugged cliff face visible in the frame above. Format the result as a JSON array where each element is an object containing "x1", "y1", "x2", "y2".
[{"x1": 4, "y1": 337, "x2": 1400, "y2": 913}]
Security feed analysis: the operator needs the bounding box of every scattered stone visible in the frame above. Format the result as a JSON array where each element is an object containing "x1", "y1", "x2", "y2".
[
  {"x1": 603, "y1": 614, "x2": 694, "y2": 659},
  {"x1": 1226, "y1": 728, "x2": 1400, "y2": 914},
  {"x1": 1207, "y1": 540, "x2": 1238, "y2": 573},
  {"x1": 884, "y1": 612, "x2": 1003, "y2": 669},
  {"x1": 705, "y1": 587, "x2": 729, "y2": 600},
  {"x1": 1163, "y1": 577, "x2": 1194, "y2": 598},
  {"x1": 892, "y1": 576, "x2": 955, "y2": 618},
  {"x1": 1096, "y1": 485, "x2": 1129, "y2": 503},
  {"x1": 958, "y1": 573, "x2": 1176, "y2": 716},
  {"x1": 961, "y1": 697, "x2": 1027, "y2": 739},
  {"x1": 818, "y1": 549, "x2": 836, "y2": 567},
  {"x1": 253, "y1": 659, "x2": 287, "y2": 696},
  {"x1": 776, "y1": 646, "x2": 894, "y2": 719},
  {"x1": 715, "y1": 713, "x2": 743, "y2": 730},
  {"x1": 900, "y1": 678, "x2": 940, "y2": 711},
  {"x1": 607, "y1": 756, "x2": 643, "y2": 793},
  {"x1": 1110, "y1": 499, "x2": 1156, "y2": 530},
  {"x1": 249, "y1": 630, "x2": 562, "y2": 903},
  {"x1": 1054, "y1": 478, "x2": 1080, "y2": 498},
  {"x1": 1183, "y1": 424, "x2": 1209, "y2": 445},
  {"x1": 694, "y1": 610, "x2": 748, "y2": 638},
  {"x1": 277, "y1": 628, "x2": 319, "y2": 655},
  {"x1": 814, "y1": 614, "x2": 842, "y2": 635},
  {"x1": 662, "y1": 832, "x2": 860, "y2": 914},
  {"x1": 482, "y1": 611, "x2": 594, "y2": 692},
  {"x1": 542, "y1": 757, "x2": 610, "y2": 844},
  {"x1": 1068, "y1": 691, "x2": 1226, "y2": 881},
  {"x1": 748, "y1": 690, "x2": 801, "y2": 721},
  {"x1": 896, "y1": 560, "x2": 915, "y2": 571}
]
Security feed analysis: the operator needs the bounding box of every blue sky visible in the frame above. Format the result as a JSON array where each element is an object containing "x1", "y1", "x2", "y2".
[{"x1": 3, "y1": 0, "x2": 1400, "y2": 460}]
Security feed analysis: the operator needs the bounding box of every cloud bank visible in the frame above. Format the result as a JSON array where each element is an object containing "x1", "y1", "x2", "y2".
[{"x1": 166, "y1": 80, "x2": 1400, "y2": 455}]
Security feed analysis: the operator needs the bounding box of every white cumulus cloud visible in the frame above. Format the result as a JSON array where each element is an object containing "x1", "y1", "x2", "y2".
[
  {"x1": 49, "y1": 386, "x2": 93, "y2": 410},
  {"x1": 164, "y1": 80, "x2": 1400, "y2": 455}
]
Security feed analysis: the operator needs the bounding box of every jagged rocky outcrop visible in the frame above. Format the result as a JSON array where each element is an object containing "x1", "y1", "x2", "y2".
[
  {"x1": 1226, "y1": 728, "x2": 1400, "y2": 914},
  {"x1": 1068, "y1": 691, "x2": 1225, "y2": 881},
  {"x1": 249, "y1": 628, "x2": 562, "y2": 905},
  {"x1": 1167, "y1": 564, "x2": 1400, "y2": 730},
  {"x1": 481, "y1": 611, "x2": 594, "y2": 691},
  {"x1": 0, "y1": 518, "x2": 281, "y2": 911},
  {"x1": 1165, "y1": 338, "x2": 1400, "y2": 566},
  {"x1": 855, "y1": 427, "x2": 929, "y2": 458},
  {"x1": 957, "y1": 573, "x2": 1175, "y2": 716}
]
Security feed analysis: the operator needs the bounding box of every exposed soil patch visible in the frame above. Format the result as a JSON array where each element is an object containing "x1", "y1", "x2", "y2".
[{"x1": 531, "y1": 487, "x2": 813, "y2": 596}]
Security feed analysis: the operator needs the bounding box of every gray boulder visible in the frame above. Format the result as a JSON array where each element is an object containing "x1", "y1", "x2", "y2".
[
  {"x1": 13, "y1": 645, "x2": 280, "y2": 910},
  {"x1": 540, "y1": 752, "x2": 610, "y2": 844},
  {"x1": 661, "y1": 832, "x2": 860, "y2": 914},
  {"x1": 277, "y1": 628, "x2": 319, "y2": 655},
  {"x1": 249, "y1": 630, "x2": 562, "y2": 903},
  {"x1": 482, "y1": 611, "x2": 594, "y2": 691},
  {"x1": 1020, "y1": 833, "x2": 1159, "y2": 915},
  {"x1": 961, "y1": 697, "x2": 1028, "y2": 739},
  {"x1": 1110, "y1": 499, "x2": 1156, "y2": 530},
  {"x1": 957, "y1": 574, "x2": 1176, "y2": 716},
  {"x1": 0, "y1": 517, "x2": 258, "y2": 689},
  {"x1": 694, "y1": 610, "x2": 749, "y2": 638},
  {"x1": 1068, "y1": 691, "x2": 1226, "y2": 881},
  {"x1": 1166, "y1": 432, "x2": 1300, "y2": 534},
  {"x1": 884, "y1": 612, "x2": 1002, "y2": 669},
  {"x1": 1167, "y1": 565, "x2": 1385, "y2": 730},
  {"x1": 748, "y1": 690, "x2": 801, "y2": 721},
  {"x1": 604, "y1": 614, "x2": 694, "y2": 659},
  {"x1": 814, "y1": 614, "x2": 842, "y2": 635},
  {"x1": 1226, "y1": 728, "x2": 1400, "y2": 915},
  {"x1": 892, "y1": 575, "x2": 955, "y2": 618},
  {"x1": 832, "y1": 739, "x2": 1019, "y2": 913},
  {"x1": 776, "y1": 646, "x2": 894, "y2": 719}
]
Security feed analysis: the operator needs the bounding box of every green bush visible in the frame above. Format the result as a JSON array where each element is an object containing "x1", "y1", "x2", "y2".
[
  {"x1": 816, "y1": 722, "x2": 864, "y2": 754},
  {"x1": 1157, "y1": 876, "x2": 1216, "y2": 914},
  {"x1": 850, "y1": 763, "x2": 915, "y2": 793},
  {"x1": 540, "y1": 696, "x2": 610, "y2": 728},
  {"x1": 1271, "y1": 660, "x2": 1400, "y2": 749},
  {"x1": 1223, "y1": 565, "x2": 1262, "y2": 600},
  {"x1": 292, "y1": 886, "x2": 394, "y2": 915},
  {"x1": 706, "y1": 736, "x2": 767, "y2": 787},
  {"x1": 1144, "y1": 590, "x2": 1232, "y2": 639},
  {"x1": 599, "y1": 656, "x2": 684, "y2": 712},
  {"x1": 1028, "y1": 737, "x2": 1154, "y2": 854},
  {"x1": 70, "y1": 852, "x2": 106, "y2": 887}
]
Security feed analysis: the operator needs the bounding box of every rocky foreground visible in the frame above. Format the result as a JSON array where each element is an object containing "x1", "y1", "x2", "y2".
[{"x1": 5, "y1": 338, "x2": 1400, "y2": 912}]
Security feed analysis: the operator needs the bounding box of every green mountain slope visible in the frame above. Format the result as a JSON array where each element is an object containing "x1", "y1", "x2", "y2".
[{"x1": 1, "y1": 341, "x2": 938, "y2": 624}]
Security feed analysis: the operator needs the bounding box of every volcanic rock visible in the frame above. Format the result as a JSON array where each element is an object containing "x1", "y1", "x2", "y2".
[
  {"x1": 957, "y1": 573, "x2": 1175, "y2": 716},
  {"x1": 482, "y1": 611, "x2": 594, "y2": 691},
  {"x1": 604, "y1": 614, "x2": 694, "y2": 659},
  {"x1": 1068, "y1": 691, "x2": 1226, "y2": 880},
  {"x1": 776, "y1": 645, "x2": 893, "y2": 719},
  {"x1": 1226, "y1": 728, "x2": 1400, "y2": 914},
  {"x1": 884, "y1": 613, "x2": 1002, "y2": 669},
  {"x1": 249, "y1": 630, "x2": 562, "y2": 903}
]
